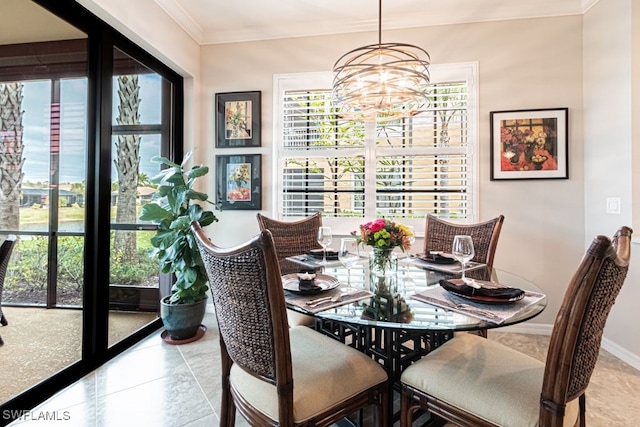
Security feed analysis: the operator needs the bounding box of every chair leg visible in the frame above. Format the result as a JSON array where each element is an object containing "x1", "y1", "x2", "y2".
[
  {"x1": 400, "y1": 388, "x2": 412, "y2": 427},
  {"x1": 220, "y1": 375, "x2": 235, "y2": 427},
  {"x1": 377, "y1": 388, "x2": 389, "y2": 427},
  {"x1": 579, "y1": 394, "x2": 586, "y2": 427},
  {"x1": 1, "y1": 313, "x2": 7, "y2": 326}
]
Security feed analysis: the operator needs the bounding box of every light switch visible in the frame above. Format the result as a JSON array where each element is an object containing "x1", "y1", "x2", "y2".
[{"x1": 606, "y1": 197, "x2": 621, "y2": 215}]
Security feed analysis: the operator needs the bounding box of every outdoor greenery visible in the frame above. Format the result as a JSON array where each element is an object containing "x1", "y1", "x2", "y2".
[{"x1": 4, "y1": 232, "x2": 158, "y2": 302}]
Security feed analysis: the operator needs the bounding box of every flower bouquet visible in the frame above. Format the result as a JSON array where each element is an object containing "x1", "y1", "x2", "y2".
[{"x1": 352, "y1": 218, "x2": 415, "y2": 296}]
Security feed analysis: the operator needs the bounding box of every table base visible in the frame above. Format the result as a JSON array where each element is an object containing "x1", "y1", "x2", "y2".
[{"x1": 315, "y1": 318, "x2": 454, "y2": 425}]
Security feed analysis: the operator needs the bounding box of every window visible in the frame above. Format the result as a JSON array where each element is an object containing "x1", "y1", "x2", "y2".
[{"x1": 273, "y1": 64, "x2": 478, "y2": 234}]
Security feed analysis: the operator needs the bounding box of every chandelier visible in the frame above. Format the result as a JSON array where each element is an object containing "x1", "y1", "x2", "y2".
[{"x1": 332, "y1": 0, "x2": 431, "y2": 122}]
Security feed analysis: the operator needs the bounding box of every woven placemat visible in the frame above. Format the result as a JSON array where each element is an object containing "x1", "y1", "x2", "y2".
[
  {"x1": 412, "y1": 286, "x2": 545, "y2": 324},
  {"x1": 285, "y1": 286, "x2": 373, "y2": 313}
]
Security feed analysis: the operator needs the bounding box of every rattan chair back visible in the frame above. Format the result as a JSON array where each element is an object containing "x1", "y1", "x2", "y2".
[
  {"x1": 193, "y1": 224, "x2": 286, "y2": 384},
  {"x1": 423, "y1": 214, "x2": 504, "y2": 268},
  {"x1": 256, "y1": 212, "x2": 323, "y2": 274},
  {"x1": 540, "y1": 226, "x2": 632, "y2": 425}
]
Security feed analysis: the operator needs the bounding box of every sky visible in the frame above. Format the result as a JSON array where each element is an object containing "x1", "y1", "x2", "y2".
[{"x1": 20, "y1": 74, "x2": 162, "y2": 184}]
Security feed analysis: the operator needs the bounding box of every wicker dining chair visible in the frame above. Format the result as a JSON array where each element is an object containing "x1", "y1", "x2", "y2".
[
  {"x1": 423, "y1": 214, "x2": 505, "y2": 271},
  {"x1": 256, "y1": 212, "x2": 324, "y2": 327},
  {"x1": 192, "y1": 221, "x2": 388, "y2": 427},
  {"x1": 0, "y1": 235, "x2": 18, "y2": 346},
  {"x1": 256, "y1": 212, "x2": 323, "y2": 275},
  {"x1": 400, "y1": 226, "x2": 632, "y2": 427}
]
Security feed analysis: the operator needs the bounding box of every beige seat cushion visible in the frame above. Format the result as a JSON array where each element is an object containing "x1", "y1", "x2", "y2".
[
  {"x1": 401, "y1": 334, "x2": 578, "y2": 427},
  {"x1": 286, "y1": 308, "x2": 315, "y2": 327},
  {"x1": 230, "y1": 325, "x2": 387, "y2": 423}
]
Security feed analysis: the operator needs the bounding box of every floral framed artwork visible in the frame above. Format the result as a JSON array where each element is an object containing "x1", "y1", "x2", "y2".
[
  {"x1": 215, "y1": 91, "x2": 261, "y2": 148},
  {"x1": 215, "y1": 154, "x2": 262, "y2": 210},
  {"x1": 490, "y1": 108, "x2": 568, "y2": 180}
]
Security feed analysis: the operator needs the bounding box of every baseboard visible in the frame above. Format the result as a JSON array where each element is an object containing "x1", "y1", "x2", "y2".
[
  {"x1": 495, "y1": 322, "x2": 640, "y2": 372},
  {"x1": 600, "y1": 336, "x2": 640, "y2": 372},
  {"x1": 497, "y1": 322, "x2": 552, "y2": 336}
]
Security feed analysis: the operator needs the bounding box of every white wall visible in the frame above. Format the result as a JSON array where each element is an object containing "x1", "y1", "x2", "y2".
[{"x1": 584, "y1": 0, "x2": 640, "y2": 364}]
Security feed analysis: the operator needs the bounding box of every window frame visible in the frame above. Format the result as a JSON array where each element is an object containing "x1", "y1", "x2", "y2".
[{"x1": 272, "y1": 63, "x2": 479, "y2": 236}]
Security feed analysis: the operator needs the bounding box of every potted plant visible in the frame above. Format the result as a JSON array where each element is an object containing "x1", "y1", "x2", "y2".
[{"x1": 139, "y1": 151, "x2": 218, "y2": 341}]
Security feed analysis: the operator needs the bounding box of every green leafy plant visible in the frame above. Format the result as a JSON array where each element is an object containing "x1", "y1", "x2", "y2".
[{"x1": 138, "y1": 151, "x2": 218, "y2": 304}]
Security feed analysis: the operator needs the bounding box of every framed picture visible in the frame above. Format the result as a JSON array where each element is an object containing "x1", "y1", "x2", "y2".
[
  {"x1": 216, "y1": 154, "x2": 262, "y2": 210},
  {"x1": 490, "y1": 108, "x2": 568, "y2": 180},
  {"x1": 215, "y1": 91, "x2": 261, "y2": 148}
]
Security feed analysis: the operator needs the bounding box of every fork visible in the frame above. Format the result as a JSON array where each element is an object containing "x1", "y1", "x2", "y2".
[
  {"x1": 306, "y1": 294, "x2": 343, "y2": 307},
  {"x1": 454, "y1": 303, "x2": 503, "y2": 322},
  {"x1": 306, "y1": 295, "x2": 333, "y2": 305}
]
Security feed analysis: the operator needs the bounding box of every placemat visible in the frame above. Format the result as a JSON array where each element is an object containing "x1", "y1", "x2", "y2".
[
  {"x1": 411, "y1": 285, "x2": 545, "y2": 324},
  {"x1": 285, "y1": 286, "x2": 373, "y2": 314},
  {"x1": 407, "y1": 256, "x2": 486, "y2": 274},
  {"x1": 286, "y1": 255, "x2": 343, "y2": 269}
]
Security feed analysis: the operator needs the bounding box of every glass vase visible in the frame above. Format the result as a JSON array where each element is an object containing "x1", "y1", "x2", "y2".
[{"x1": 368, "y1": 248, "x2": 398, "y2": 295}]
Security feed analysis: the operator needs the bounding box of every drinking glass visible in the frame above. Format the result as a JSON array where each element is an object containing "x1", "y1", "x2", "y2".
[
  {"x1": 317, "y1": 226, "x2": 333, "y2": 265},
  {"x1": 452, "y1": 235, "x2": 475, "y2": 279},
  {"x1": 338, "y1": 237, "x2": 360, "y2": 288}
]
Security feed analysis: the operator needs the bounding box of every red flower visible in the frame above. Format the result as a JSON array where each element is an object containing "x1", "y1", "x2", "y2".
[{"x1": 368, "y1": 219, "x2": 386, "y2": 233}]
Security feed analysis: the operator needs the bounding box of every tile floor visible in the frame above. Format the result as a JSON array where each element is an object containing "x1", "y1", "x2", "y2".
[{"x1": 7, "y1": 305, "x2": 640, "y2": 426}]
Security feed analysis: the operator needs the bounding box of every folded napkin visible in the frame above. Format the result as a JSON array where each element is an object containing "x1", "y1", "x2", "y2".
[
  {"x1": 299, "y1": 280, "x2": 320, "y2": 292},
  {"x1": 439, "y1": 279, "x2": 525, "y2": 300},
  {"x1": 298, "y1": 271, "x2": 321, "y2": 292},
  {"x1": 308, "y1": 249, "x2": 339, "y2": 260},
  {"x1": 417, "y1": 252, "x2": 457, "y2": 265}
]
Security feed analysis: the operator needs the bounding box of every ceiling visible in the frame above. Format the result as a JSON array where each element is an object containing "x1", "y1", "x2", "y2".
[{"x1": 153, "y1": 0, "x2": 596, "y2": 45}]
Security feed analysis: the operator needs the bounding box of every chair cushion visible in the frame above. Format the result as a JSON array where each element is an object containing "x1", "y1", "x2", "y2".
[
  {"x1": 286, "y1": 308, "x2": 316, "y2": 327},
  {"x1": 401, "y1": 334, "x2": 578, "y2": 427},
  {"x1": 230, "y1": 325, "x2": 387, "y2": 423}
]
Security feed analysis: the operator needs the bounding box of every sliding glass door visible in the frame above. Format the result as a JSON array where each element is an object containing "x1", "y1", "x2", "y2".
[{"x1": 0, "y1": 0, "x2": 183, "y2": 415}]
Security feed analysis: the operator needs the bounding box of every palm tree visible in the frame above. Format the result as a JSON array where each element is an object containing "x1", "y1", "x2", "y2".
[
  {"x1": 113, "y1": 75, "x2": 141, "y2": 263},
  {"x1": 0, "y1": 82, "x2": 26, "y2": 233}
]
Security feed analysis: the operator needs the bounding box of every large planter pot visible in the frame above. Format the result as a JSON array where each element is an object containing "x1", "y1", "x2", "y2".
[{"x1": 160, "y1": 296, "x2": 207, "y2": 342}]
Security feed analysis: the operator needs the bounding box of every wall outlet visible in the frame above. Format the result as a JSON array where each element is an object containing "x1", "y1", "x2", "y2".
[{"x1": 606, "y1": 197, "x2": 621, "y2": 215}]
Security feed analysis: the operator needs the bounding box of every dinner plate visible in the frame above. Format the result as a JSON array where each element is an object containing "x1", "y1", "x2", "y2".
[
  {"x1": 443, "y1": 279, "x2": 525, "y2": 304},
  {"x1": 416, "y1": 252, "x2": 457, "y2": 265},
  {"x1": 282, "y1": 273, "x2": 340, "y2": 295}
]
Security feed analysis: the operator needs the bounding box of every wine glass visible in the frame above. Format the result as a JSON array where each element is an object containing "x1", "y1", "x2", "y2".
[
  {"x1": 338, "y1": 237, "x2": 360, "y2": 288},
  {"x1": 452, "y1": 235, "x2": 475, "y2": 279},
  {"x1": 317, "y1": 226, "x2": 333, "y2": 265}
]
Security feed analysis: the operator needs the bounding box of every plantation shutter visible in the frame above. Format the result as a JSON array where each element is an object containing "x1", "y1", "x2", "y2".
[
  {"x1": 374, "y1": 81, "x2": 470, "y2": 219},
  {"x1": 275, "y1": 65, "x2": 476, "y2": 231}
]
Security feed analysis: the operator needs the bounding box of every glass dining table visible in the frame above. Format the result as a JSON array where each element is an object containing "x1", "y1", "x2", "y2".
[{"x1": 284, "y1": 254, "x2": 547, "y2": 425}]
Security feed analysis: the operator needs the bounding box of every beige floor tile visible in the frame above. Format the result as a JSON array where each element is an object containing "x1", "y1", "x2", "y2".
[{"x1": 10, "y1": 313, "x2": 639, "y2": 426}]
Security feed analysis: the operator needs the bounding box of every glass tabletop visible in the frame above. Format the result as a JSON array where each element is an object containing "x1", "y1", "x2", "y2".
[{"x1": 284, "y1": 257, "x2": 547, "y2": 332}]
